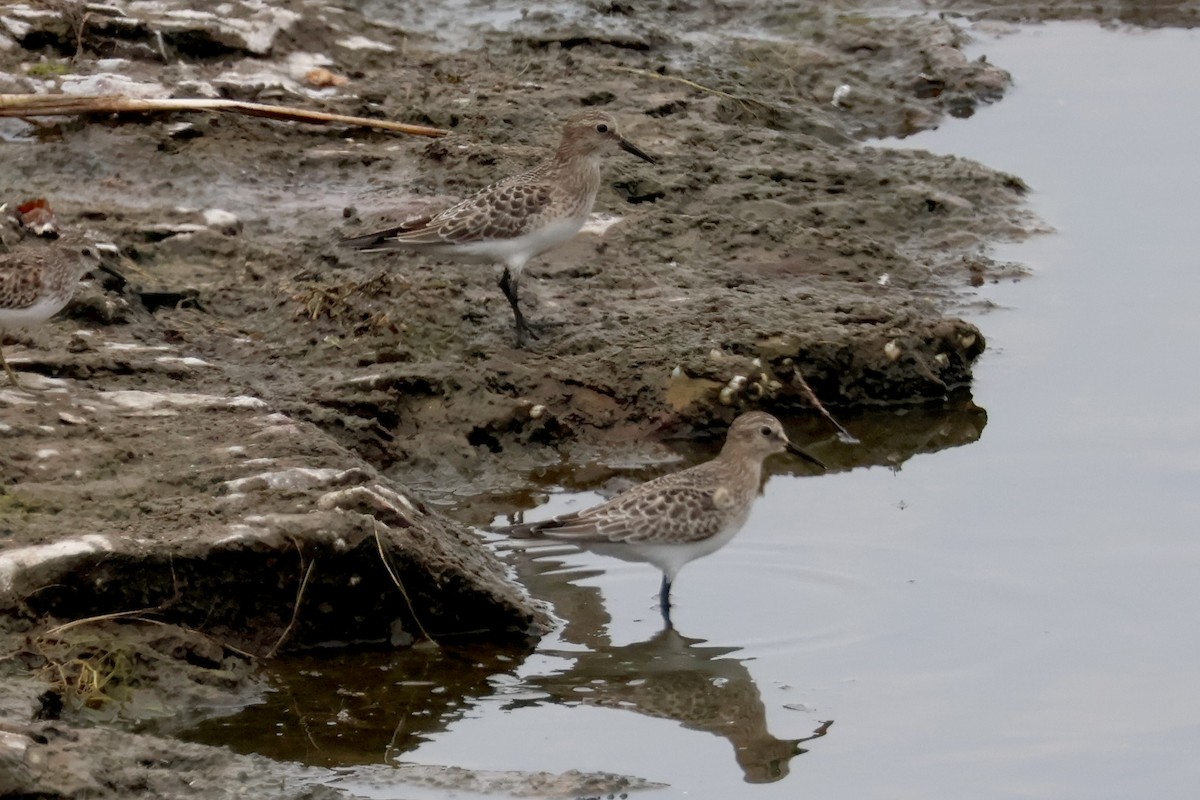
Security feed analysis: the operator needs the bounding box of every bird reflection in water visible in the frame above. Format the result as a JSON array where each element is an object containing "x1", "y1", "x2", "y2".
[{"x1": 508, "y1": 624, "x2": 832, "y2": 783}]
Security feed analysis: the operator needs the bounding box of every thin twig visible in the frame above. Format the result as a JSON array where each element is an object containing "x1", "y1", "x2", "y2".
[
  {"x1": 73, "y1": 12, "x2": 91, "y2": 61},
  {"x1": 373, "y1": 520, "x2": 436, "y2": 647},
  {"x1": 792, "y1": 365, "x2": 860, "y2": 444},
  {"x1": 0, "y1": 93, "x2": 450, "y2": 138},
  {"x1": 606, "y1": 65, "x2": 741, "y2": 101},
  {"x1": 42, "y1": 607, "x2": 159, "y2": 637},
  {"x1": 910, "y1": 351, "x2": 948, "y2": 388},
  {"x1": 214, "y1": 637, "x2": 256, "y2": 661},
  {"x1": 287, "y1": 689, "x2": 322, "y2": 752},
  {"x1": 607, "y1": 64, "x2": 783, "y2": 115},
  {"x1": 265, "y1": 553, "x2": 316, "y2": 659},
  {"x1": 384, "y1": 713, "x2": 408, "y2": 762}
]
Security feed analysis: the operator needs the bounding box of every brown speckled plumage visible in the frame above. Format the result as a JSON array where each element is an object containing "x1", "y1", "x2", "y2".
[
  {"x1": 342, "y1": 110, "x2": 655, "y2": 346},
  {"x1": 0, "y1": 235, "x2": 101, "y2": 386},
  {"x1": 497, "y1": 411, "x2": 824, "y2": 621}
]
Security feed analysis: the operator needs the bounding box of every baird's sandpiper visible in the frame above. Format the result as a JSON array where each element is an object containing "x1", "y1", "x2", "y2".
[
  {"x1": 497, "y1": 411, "x2": 825, "y2": 623},
  {"x1": 341, "y1": 110, "x2": 655, "y2": 347},
  {"x1": 0, "y1": 235, "x2": 105, "y2": 388}
]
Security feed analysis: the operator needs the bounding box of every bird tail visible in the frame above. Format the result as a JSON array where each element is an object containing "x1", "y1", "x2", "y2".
[
  {"x1": 493, "y1": 520, "x2": 549, "y2": 539},
  {"x1": 339, "y1": 227, "x2": 405, "y2": 251},
  {"x1": 340, "y1": 211, "x2": 442, "y2": 251}
]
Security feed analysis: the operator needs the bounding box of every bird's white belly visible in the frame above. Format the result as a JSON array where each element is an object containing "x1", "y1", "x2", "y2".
[
  {"x1": 445, "y1": 216, "x2": 587, "y2": 273},
  {"x1": 587, "y1": 514, "x2": 749, "y2": 582},
  {"x1": 0, "y1": 293, "x2": 70, "y2": 328}
]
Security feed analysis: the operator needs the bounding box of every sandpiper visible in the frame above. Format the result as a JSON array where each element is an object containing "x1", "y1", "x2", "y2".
[
  {"x1": 0, "y1": 235, "x2": 105, "y2": 387},
  {"x1": 496, "y1": 411, "x2": 825, "y2": 622},
  {"x1": 341, "y1": 110, "x2": 656, "y2": 347}
]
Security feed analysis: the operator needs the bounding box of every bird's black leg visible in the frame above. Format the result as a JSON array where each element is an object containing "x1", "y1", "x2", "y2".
[
  {"x1": 659, "y1": 574, "x2": 674, "y2": 627},
  {"x1": 497, "y1": 268, "x2": 539, "y2": 347},
  {"x1": 1, "y1": 346, "x2": 24, "y2": 389}
]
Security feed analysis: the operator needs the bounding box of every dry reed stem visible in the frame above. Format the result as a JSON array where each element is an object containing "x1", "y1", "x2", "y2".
[
  {"x1": 607, "y1": 65, "x2": 741, "y2": 101},
  {"x1": 265, "y1": 552, "x2": 316, "y2": 659},
  {"x1": 792, "y1": 365, "x2": 859, "y2": 444},
  {"x1": 0, "y1": 93, "x2": 450, "y2": 138},
  {"x1": 606, "y1": 65, "x2": 781, "y2": 114},
  {"x1": 43, "y1": 607, "x2": 160, "y2": 638},
  {"x1": 373, "y1": 520, "x2": 436, "y2": 646}
]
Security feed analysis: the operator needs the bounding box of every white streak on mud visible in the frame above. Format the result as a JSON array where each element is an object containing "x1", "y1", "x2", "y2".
[
  {"x1": 221, "y1": 467, "x2": 360, "y2": 495},
  {"x1": 0, "y1": 535, "x2": 114, "y2": 595},
  {"x1": 98, "y1": 390, "x2": 267, "y2": 412}
]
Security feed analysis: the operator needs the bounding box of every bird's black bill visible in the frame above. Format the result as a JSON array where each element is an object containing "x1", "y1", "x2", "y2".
[
  {"x1": 787, "y1": 442, "x2": 826, "y2": 471},
  {"x1": 95, "y1": 261, "x2": 128, "y2": 287},
  {"x1": 619, "y1": 138, "x2": 657, "y2": 164},
  {"x1": 90, "y1": 247, "x2": 129, "y2": 287}
]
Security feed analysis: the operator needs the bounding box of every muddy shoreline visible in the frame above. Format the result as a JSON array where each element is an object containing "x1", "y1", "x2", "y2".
[{"x1": 1, "y1": 1, "x2": 1181, "y2": 797}]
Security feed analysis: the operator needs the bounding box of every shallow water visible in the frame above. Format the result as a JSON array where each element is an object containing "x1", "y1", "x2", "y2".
[{"x1": 186, "y1": 21, "x2": 1200, "y2": 799}]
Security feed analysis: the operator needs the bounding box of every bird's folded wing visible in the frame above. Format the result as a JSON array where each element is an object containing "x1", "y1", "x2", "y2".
[
  {"x1": 0, "y1": 249, "x2": 52, "y2": 295},
  {"x1": 343, "y1": 182, "x2": 554, "y2": 249},
  {"x1": 525, "y1": 486, "x2": 724, "y2": 545}
]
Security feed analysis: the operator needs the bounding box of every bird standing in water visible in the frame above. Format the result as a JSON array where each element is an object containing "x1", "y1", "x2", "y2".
[{"x1": 497, "y1": 412, "x2": 825, "y2": 624}]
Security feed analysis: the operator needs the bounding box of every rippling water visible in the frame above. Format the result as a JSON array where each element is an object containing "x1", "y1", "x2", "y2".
[{"x1": 186, "y1": 21, "x2": 1200, "y2": 800}]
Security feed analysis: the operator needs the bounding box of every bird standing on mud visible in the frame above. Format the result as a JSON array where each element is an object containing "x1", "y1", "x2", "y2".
[
  {"x1": 0, "y1": 235, "x2": 107, "y2": 388},
  {"x1": 341, "y1": 110, "x2": 655, "y2": 347}
]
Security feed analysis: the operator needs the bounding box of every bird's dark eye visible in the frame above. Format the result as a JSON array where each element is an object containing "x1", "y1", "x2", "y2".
[
  {"x1": 760, "y1": 426, "x2": 773, "y2": 437},
  {"x1": 80, "y1": 247, "x2": 94, "y2": 258},
  {"x1": 595, "y1": 123, "x2": 609, "y2": 133}
]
